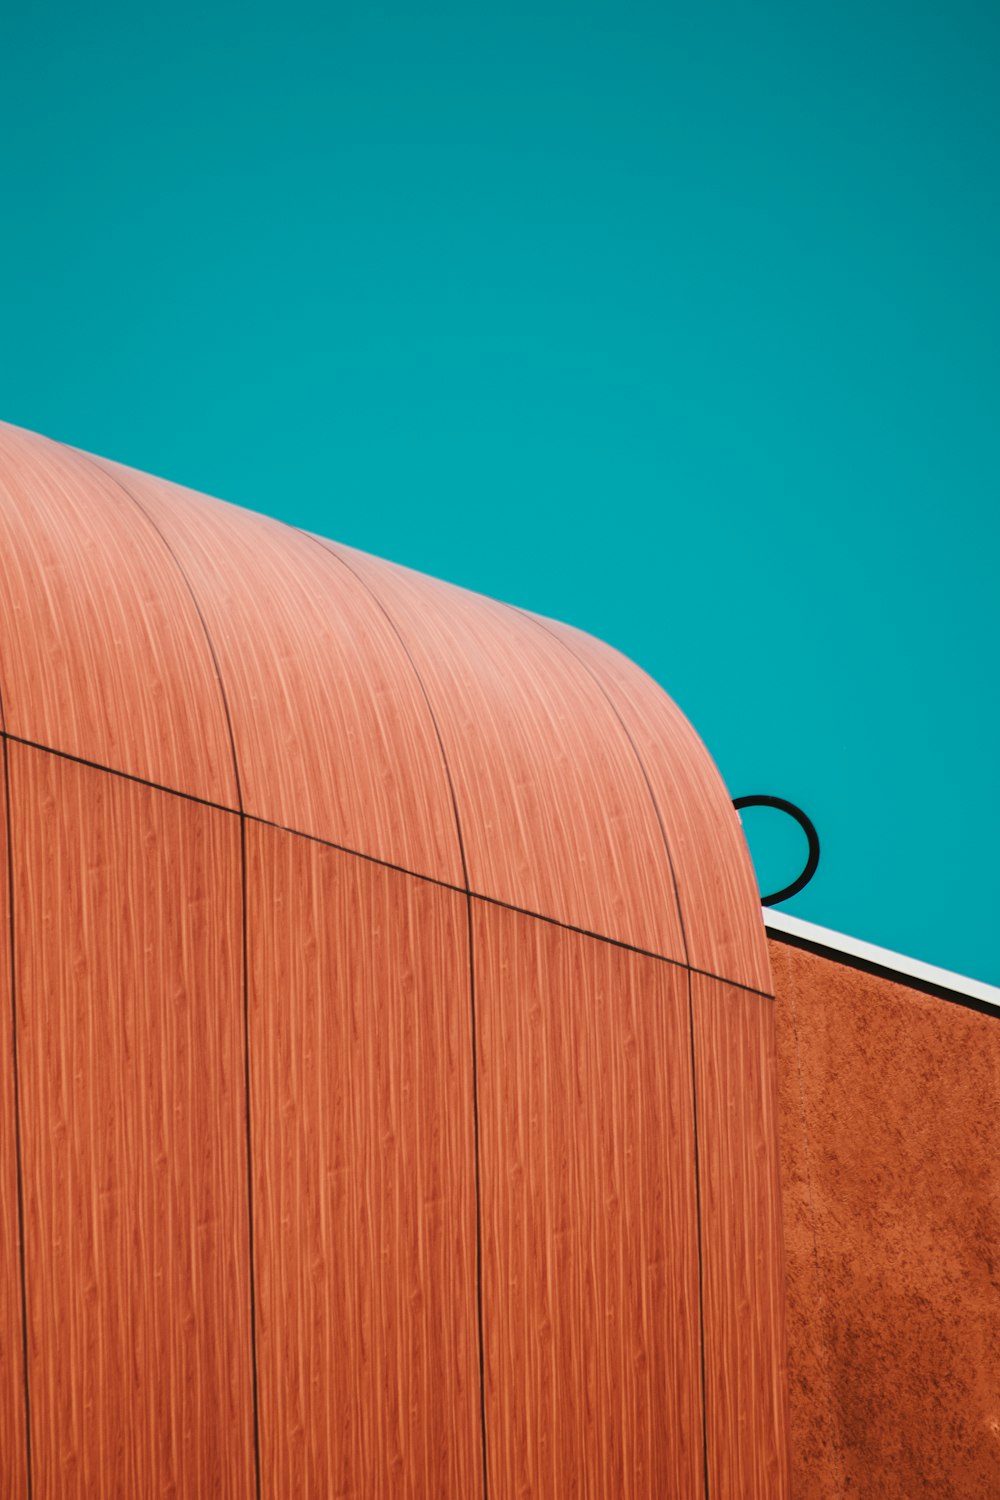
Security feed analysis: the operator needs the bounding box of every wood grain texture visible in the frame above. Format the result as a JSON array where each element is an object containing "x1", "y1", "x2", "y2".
[
  {"x1": 771, "y1": 939, "x2": 1000, "y2": 1500},
  {"x1": 88, "y1": 455, "x2": 464, "y2": 885},
  {"x1": 690, "y1": 973, "x2": 790, "y2": 1500},
  {"x1": 473, "y1": 900, "x2": 704, "y2": 1500},
  {"x1": 1, "y1": 420, "x2": 769, "y2": 987},
  {"x1": 10, "y1": 744, "x2": 254, "y2": 1499},
  {"x1": 0, "y1": 423, "x2": 237, "y2": 806},
  {"x1": 536, "y1": 615, "x2": 771, "y2": 993},
  {"x1": 0, "y1": 754, "x2": 28, "y2": 1500},
  {"x1": 326, "y1": 542, "x2": 686, "y2": 960},
  {"x1": 247, "y1": 822, "x2": 482, "y2": 1499},
  {"x1": 0, "y1": 420, "x2": 798, "y2": 1498}
]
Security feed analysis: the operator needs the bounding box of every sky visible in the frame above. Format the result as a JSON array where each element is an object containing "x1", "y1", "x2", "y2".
[{"x1": 2, "y1": 1, "x2": 997, "y2": 983}]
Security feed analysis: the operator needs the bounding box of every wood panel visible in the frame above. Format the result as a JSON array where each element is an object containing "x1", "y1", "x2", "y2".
[
  {"x1": 0, "y1": 750, "x2": 29, "y2": 1500},
  {"x1": 247, "y1": 823, "x2": 482, "y2": 1499},
  {"x1": 1, "y1": 416, "x2": 771, "y2": 981},
  {"x1": 0, "y1": 423, "x2": 237, "y2": 807},
  {"x1": 538, "y1": 615, "x2": 771, "y2": 993},
  {"x1": 10, "y1": 744, "x2": 254, "y2": 1499},
  {"x1": 690, "y1": 973, "x2": 790, "y2": 1500},
  {"x1": 473, "y1": 900, "x2": 704, "y2": 1500},
  {"x1": 770, "y1": 939, "x2": 1000, "y2": 1499},
  {"x1": 325, "y1": 543, "x2": 686, "y2": 961},
  {"x1": 88, "y1": 455, "x2": 464, "y2": 885}
]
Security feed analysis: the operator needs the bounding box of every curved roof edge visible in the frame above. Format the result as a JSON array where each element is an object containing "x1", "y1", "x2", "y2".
[{"x1": 0, "y1": 420, "x2": 770, "y2": 991}]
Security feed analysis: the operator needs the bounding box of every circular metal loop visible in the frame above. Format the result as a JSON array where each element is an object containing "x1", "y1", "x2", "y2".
[{"x1": 732, "y1": 794, "x2": 820, "y2": 907}]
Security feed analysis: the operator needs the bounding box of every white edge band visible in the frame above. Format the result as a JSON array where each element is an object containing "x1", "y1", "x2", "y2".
[{"x1": 763, "y1": 907, "x2": 1000, "y2": 1013}]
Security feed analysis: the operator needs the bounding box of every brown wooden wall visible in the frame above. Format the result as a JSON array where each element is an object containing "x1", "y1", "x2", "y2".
[
  {"x1": 0, "y1": 747, "x2": 29, "y2": 1500},
  {"x1": 247, "y1": 823, "x2": 482, "y2": 1499},
  {"x1": 0, "y1": 419, "x2": 790, "y2": 1498},
  {"x1": 772, "y1": 938, "x2": 1000, "y2": 1500},
  {"x1": 10, "y1": 746, "x2": 254, "y2": 1499},
  {"x1": 474, "y1": 902, "x2": 705, "y2": 1500}
]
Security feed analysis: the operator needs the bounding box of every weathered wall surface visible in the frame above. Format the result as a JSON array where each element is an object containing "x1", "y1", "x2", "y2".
[{"x1": 771, "y1": 938, "x2": 1000, "y2": 1500}]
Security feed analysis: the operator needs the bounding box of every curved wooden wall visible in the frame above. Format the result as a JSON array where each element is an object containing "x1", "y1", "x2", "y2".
[
  {"x1": 0, "y1": 426, "x2": 237, "y2": 805},
  {"x1": 323, "y1": 542, "x2": 687, "y2": 961},
  {"x1": 90, "y1": 455, "x2": 465, "y2": 885},
  {"x1": 0, "y1": 420, "x2": 789, "y2": 1499}
]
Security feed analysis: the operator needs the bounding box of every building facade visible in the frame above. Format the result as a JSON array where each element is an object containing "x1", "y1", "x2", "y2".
[{"x1": 0, "y1": 421, "x2": 787, "y2": 1498}]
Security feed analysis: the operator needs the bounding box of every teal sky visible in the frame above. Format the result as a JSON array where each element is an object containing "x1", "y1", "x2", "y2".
[{"x1": 3, "y1": 2, "x2": 997, "y2": 982}]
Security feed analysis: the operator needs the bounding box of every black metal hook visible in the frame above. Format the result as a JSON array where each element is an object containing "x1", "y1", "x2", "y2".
[{"x1": 732, "y1": 794, "x2": 820, "y2": 906}]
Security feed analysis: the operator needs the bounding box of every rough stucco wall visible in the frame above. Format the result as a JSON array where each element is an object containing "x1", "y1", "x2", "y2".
[{"x1": 770, "y1": 939, "x2": 1000, "y2": 1500}]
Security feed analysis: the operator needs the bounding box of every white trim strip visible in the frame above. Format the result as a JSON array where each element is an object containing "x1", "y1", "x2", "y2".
[{"x1": 763, "y1": 908, "x2": 1000, "y2": 1012}]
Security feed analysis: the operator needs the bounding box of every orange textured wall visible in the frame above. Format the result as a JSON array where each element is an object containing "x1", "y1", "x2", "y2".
[
  {"x1": 0, "y1": 420, "x2": 791, "y2": 1497},
  {"x1": 0, "y1": 423, "x2": 237, "y2": 805},
  {"x1": 771, "y1": 938, "x2": 1000, "y2": 1500},
  {"x1": 10, "y1": 746, "x2": 255, "y2": 1499},
  {"x1": 539, "y1": 618, "x2": 770, "y2": 993},
  {"x1": 331, "y1": 541, "x2": 688, "y2": 960},
  {"x1": 90, "y1": 456, "x2": 465, "y2": 883},
  {"x1": 474, "y1": 902, "x2": 704, "y2": 1499},
  {"x1": 247, "y1": 823, "x2": 482, "y2": 1498},
  {"x1": 692, "y1": 975, "x2": 790, "y2": 1500}
]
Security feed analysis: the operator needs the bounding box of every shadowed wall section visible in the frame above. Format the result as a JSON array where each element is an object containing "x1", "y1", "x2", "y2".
[
  {"x1": 691, "y1": 976, "x2": 790, "y2": 1500},
  {"x1": 0, "y1": 420, "x2": 790, "y2": 1499},
  {"x1": 772, "y1": 938, "x2": 1000, "y2": 1500}
]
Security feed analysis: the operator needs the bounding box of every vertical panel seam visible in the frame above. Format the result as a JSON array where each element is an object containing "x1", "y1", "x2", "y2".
[
  {"x1": 298, "y1": 532, "x2": 470, "y2": 889},
  {"x1": 298, "y1": 531, "x2": 491, "y2": 1500},
  {"x1": 64, "y1": 452, "x2": 263, "y2": 1500},
  {"x1": 0, "y1": 732, "x2": 779, "y2": 990},
  {"x1": 686, "y1": 972, "x2": 713, "y2": 1500},
  {"x1": 465, "y1": 897, "x2": 491, "y2": 1500},
  {"x1": 505, "y1": 607, "x2": 689, "y2": 960},
  {"x1": 506, "y1": 606, "x2": 715, "y2": 1499},
  {"x1": 239, "y1": 815, "x2": 263, "y2": 1500},
  {"x1": 0, "y1": 735, "x2": 776, "y2": 997},
  {"x1": 3, "y1": 737, "x2": 33, "y2": 1498},
  {"x1": 72, "y1": 452, "x2": 244, "y2": 810}
]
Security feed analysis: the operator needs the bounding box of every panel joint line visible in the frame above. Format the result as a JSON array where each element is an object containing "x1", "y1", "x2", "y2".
[{"x1": 3, "y1": 736, "x2": 34, "y2": 1499}]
